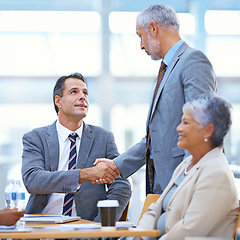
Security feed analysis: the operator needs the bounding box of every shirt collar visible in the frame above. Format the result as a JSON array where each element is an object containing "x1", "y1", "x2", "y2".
[
  {"x1": 163, "y1": 39, "x2": 184, "y2": 66},
  {"x1": 56, "y1": 119, "x2": 83, "y2": 142}
]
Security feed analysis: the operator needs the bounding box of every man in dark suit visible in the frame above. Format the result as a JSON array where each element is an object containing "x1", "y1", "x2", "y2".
[
  {"x1": 94, "y1": 4, "x2": 217, "y2": 194},
  {"x1": 21, "y1": 72, "x2": 131, "y2": 221}
]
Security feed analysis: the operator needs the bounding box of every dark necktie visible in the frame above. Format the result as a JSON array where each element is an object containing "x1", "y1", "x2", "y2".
[
  {"x1": 145, "y1": 61, "x2": 167, "y2": 156},
  {"x1": 145, "y1": 61, "x2": 167, "y2": 194},
  {"x1": 62, "y1": 133, "x2": 77, "y2": 216},
  {"x1": 151, "y1": 61, "x2": 167, "y2": 113}
]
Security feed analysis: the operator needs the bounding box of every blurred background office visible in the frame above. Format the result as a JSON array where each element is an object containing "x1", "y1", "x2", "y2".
[{"x1": 0, "y1": 0, "x2": 240, "y2": 225}]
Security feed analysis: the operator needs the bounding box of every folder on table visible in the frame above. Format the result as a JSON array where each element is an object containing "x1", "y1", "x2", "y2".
[{"x1": 20, "y1": 214, "x2": 81, "y2": 223}]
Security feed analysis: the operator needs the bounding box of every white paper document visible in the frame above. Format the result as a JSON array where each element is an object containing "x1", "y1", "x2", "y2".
[
  {"x1": 61, "y1": 223, "x2": 101, "y2": 229},
  {"x1": 60, "y1": 221, "x2": 133, "y2": 230},
  {"x1": 0, "y1": 225, "x2": 32, "y2": 232}
]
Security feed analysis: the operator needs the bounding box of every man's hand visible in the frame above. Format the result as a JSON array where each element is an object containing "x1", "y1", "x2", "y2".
[
  {"x1": 0, "y1": 208, "x2": 25, "y2": 226},
  {"x1": 79, "y1": 159, "x2": 120, "y2": 184},
  {"x1": 92, "y1": 158, "x2": 120, "y2": 184}
]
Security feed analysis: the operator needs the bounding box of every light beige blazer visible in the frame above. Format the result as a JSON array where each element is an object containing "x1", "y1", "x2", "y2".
[{"x1": 137, "y1": 147, "x2": 238, "y2": 240}]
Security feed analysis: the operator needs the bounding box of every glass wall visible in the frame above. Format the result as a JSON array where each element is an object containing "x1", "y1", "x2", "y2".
[{"x1": 0, "y1": 1, "x2": 240, "y2": 224}]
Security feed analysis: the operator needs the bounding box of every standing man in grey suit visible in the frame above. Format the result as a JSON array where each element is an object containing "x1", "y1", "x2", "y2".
[
  {"x1": 21, "y1": 72, "x2": 131, "y2": 221},
  {"x1": 94, "y1": 5, "x2": 217, "y2": 194}
]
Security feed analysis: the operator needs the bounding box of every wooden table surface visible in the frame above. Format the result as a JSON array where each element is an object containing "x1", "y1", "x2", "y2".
[{"x1": 0, "y1": 219, "x2": 161, "y2": 239}]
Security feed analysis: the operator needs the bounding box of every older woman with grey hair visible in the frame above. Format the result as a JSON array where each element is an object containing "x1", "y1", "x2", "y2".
[{"x1": 136, "y1": 94, "x2": 238, "y2": 240}]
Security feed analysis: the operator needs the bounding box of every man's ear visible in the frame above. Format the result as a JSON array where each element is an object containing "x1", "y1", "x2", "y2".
[
  {"x1": 149, "y1": 21, "x2": 158, "y2": 37},
  {"x1": 55, "y1": 95, "x2": 62, "y2": 110}
]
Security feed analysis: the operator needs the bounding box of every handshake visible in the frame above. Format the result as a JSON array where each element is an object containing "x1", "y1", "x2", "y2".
[
  {"x1": 93, "y1": 158, "x2": 120, "y2": 184},
  {"x1": 79, "y1": 158, "x2": 120, "y2": 184}
]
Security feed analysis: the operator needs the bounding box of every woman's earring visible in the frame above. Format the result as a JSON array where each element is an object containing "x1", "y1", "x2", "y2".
[{"x1": 204, "y1": 138, "x2": 208, "y2": 142}]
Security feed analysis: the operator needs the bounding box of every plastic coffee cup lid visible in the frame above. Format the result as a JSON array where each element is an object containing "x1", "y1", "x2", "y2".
[{"x1": 97, "y1": 200, "x2": 119, "y2": 207}]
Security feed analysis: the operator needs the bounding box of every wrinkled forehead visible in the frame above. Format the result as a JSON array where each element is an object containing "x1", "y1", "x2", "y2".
[{"x1": 64, "y1": 77, "x2": 87, "y2": 90}]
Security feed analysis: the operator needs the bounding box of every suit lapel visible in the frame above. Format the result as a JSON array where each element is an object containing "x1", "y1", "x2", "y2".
[
  {"x1": 169, "y1": 165, "x2": 198, "y2": 204},
  {"x1": 162, "y1": 148, "x2": 222, "y2": 208},
  {"x1": 148, "y1": 42, "x2": 188, "y2": 124},
  {"x1": 168, "y1": 148, "x2": 221, "y2": 204},
  {"x1": 76, "y1": 122, "x2": 94, "y2": 168},
  {"x1": 159, "y1": 159, "x2": 190, "y2": 201},
  {"x1": 46, "y1": 121, "x2": 59, "y2": 172}
]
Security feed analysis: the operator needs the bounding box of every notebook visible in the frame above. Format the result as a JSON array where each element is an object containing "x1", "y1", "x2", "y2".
[{"x1": 20, "y1": 214, "x2": 81, "y2": 224}]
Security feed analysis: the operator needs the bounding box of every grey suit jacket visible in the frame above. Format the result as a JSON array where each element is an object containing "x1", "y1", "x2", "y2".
[
  {"x1": 114, "y1": 42, "x2": 217, "y2": 192},
  {"x1": 22, "y1": 121, "x2": 131, "y2": 222}
]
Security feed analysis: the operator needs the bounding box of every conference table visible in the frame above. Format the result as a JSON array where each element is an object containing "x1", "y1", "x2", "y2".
[{"x1": 0, "y1": 218, "x2": 161, "y2": 239}]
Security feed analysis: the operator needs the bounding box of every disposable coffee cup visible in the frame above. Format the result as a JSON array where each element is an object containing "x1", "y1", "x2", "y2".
[{"x1": 97, "y1": 200, "x2": 119, "y2": 230}]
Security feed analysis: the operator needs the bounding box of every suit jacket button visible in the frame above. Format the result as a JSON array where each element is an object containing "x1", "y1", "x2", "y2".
[{"x1": 168, "y1": 205, "x2": 171, "y2": 211}]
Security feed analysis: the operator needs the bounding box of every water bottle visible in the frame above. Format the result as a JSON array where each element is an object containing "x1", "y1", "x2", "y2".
[
  {"x1": 15, "y1": 180, "x2": 25, "y2": 210},
  {"x1": 9, "y1": 180, "x2": 18, "y2": 209},
  {"x1": 5, "y1": 179, "x2": 14, "y2": 208},
  {"x1": 8, "y1": 180, "x2": 25, "y2": 210}
]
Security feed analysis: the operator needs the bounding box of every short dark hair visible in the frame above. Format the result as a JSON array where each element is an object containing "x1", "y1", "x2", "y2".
[{"x1": 53, "y1": 72, "x2": 87, "y2": 114}]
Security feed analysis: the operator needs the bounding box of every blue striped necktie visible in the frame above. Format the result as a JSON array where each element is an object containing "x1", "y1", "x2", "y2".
[{"x1": 62, "y1": 133, "x2": 78, "y2": 216}]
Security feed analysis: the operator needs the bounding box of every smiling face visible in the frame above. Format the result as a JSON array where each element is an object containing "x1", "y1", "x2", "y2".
[
  {"x1": 55, "y1": 77, "x2": 89, "y2": 124},
  {"x1": 176, "y1": 110, "x2": 206, "y2": 154},
  {"x1": 136, "y1": 23, "x2": 161, "y2": 61}
]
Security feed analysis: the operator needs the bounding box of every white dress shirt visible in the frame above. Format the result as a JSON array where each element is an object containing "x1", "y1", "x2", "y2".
[{"x1": 42, "y1": 120, "x2": 83, "y2": 216}]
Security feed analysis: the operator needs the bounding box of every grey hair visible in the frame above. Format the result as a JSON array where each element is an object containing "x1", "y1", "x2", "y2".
[
  {"x1": 136, "y1": 5, "x2": 180, "y2": 32},
  {"x1": 183, "y1": 94, "x2": 232, "y2": 148}
]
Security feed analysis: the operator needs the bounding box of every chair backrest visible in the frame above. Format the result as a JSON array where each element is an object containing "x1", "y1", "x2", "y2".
[
  {"x1": 137, "y1": 194, "x2": 161, "y2": 225},
  {"x1": 232, "y1": 200, "x2": 240, "y2": 240}
]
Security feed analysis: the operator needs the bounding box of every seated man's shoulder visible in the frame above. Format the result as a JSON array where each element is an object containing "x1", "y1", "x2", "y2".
[
  {"x1": 24, "y1": 123, "x2": 55, "y2": 138},
  {"x1": 86, "y1": 124, "x2": 111, "y2": 135}
]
